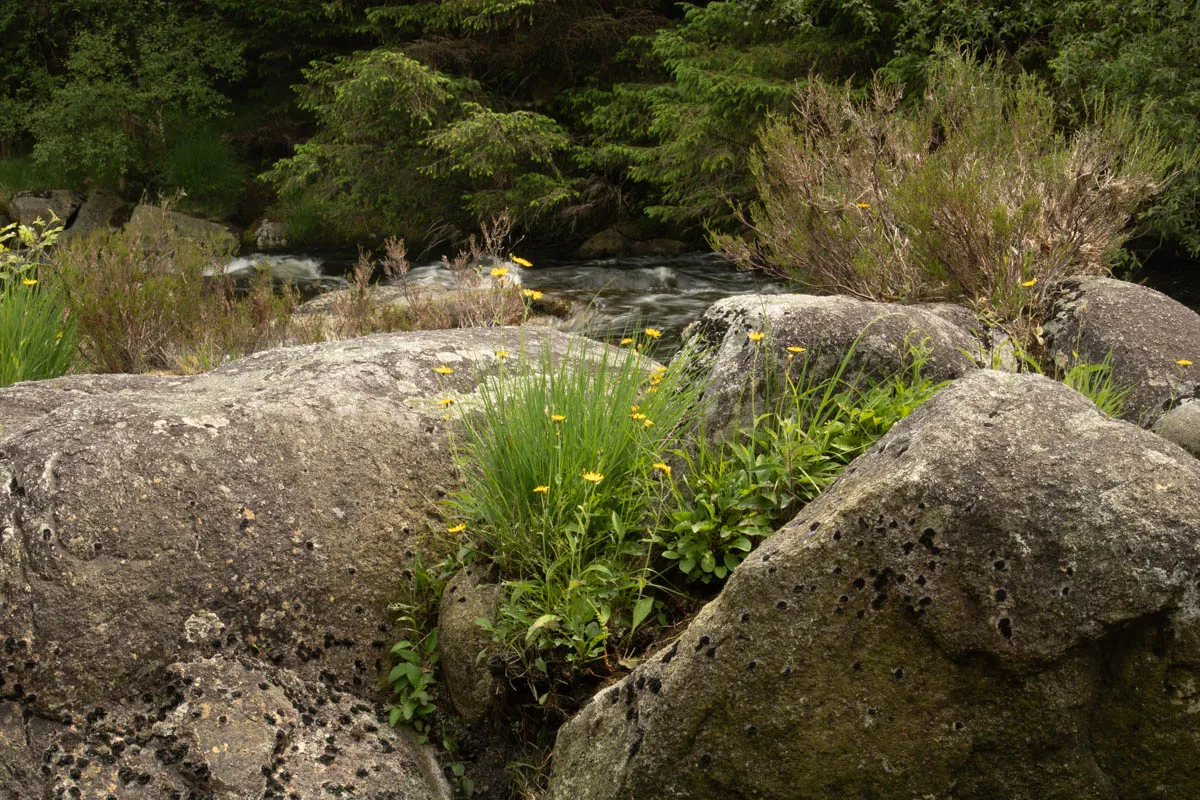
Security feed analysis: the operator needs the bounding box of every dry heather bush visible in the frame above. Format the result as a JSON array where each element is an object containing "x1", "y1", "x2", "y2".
[
  {"x1": 316, "y1": 215, "x2": 527, "y2": 340},
  {"x1": 48, "y1": 201, "x2": 301, "y2": 373},
  {"x1": 718, "y1": 50, "x2": 1182, "y2": 323}
]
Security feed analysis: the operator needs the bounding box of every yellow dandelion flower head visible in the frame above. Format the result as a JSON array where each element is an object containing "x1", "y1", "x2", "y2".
[
  {"x1": 22, "y1": 278, "x2": 37, "y2": 286},
  {"x1": 620, "y1": 337, "x2": 635, "y2": 346},
  {"x1": 522, "y1": 288, "x2": 543, "y2": 300},
  {"x1": 1177, "y1": 359, "x2": 1193, "y2": 367},
  {"x1": 643, "y1": 418, "x2": 654, "y2": 428},
  {"x1": 787, "y1": 346, "x2": 806, "y2": 353},
  {"x1": 630, "y1": 405, "x2": 640, "y2": 412},
  {"x1": 582, "y1": 471, "x2": 604, "y2": 484},
  {"x1": 512, "y1": 256, "x2": 533, "y2": 268},
  {"x1": 1021, "y1": 277, "x2": 1038, "y2": 287},
  {"x1": 437, "y1": 397, "x2": 456, "y2": 406},
  {"x1": 644, "y1": 327, "x2": 663, "y2": 339},
  {"x1": 630, "y1": 412, "x2": 647, "y2": 421},
  {"x1": 433, "y1": 365, "x2": 454, "y2": 375},
  {"x1": 490, "y1": 266, "x2": 509, "y2": 278},
  {"x1": 55, "y1": 331, "x2": 63, "y2": 339},
  {"x1": 653, "y1": 462, "x2": 671, "y2": 477},
  {"x1": 748, "y1": 330, "x2": 765, "y2": 342},
  {"x1": 494, "y1": 349, "x2": 511, "y2": 359},
  {"x1": 448, "y1": 522, "x2": 467, "y2": 534},
  {"x1": 551, "y1": 413, "x2": 566, "y2": 422},
  {"x1": 533, "y1": 485, "x2": 549, "y2": 494},
  {"x1": 855, "y1": 202, "x2": 871, "y2": 209}
]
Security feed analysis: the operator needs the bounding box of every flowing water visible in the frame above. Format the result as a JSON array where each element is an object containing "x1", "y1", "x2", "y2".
[{"x1": 225, "y1": 250, "x2": 788, "y2": 353}]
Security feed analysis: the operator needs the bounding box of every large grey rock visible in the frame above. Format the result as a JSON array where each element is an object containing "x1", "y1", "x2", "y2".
[
  {"x1": 59, "y1": 187, "x2": 128, "y2": 241},
  {"x1": 8, "y1": 190, "x2": 82, "y2": 228},
  {"x1": 680, "y1": 294, "x2": 980, "y2": 437},
  {"x1": 251, "y1": 217, "x2": 288, "y2": 250},
  {"x1": 1044, "y1": 276, "x2": 1200, "y2": 424},
  {"x1": 0, "y1": 655, "x2": 449, "y2": 799},
  {"x1": 549, "y1": 370, "x2": 1200, "y2": 800},
  {"x1": 0, "y1": 328, "x2": 612, "y2": 712},
  {"x1": 129, "y1": 204, "x2": 239, "y2": 254},
  {"x1": 438, "y1": 566, "x2": 504, "y2": 721},
  {"x1": 1157, "y1": 398, "x2": 1200, "y2": 457}
]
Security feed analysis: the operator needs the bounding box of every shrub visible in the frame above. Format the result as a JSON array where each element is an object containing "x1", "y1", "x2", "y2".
[
  {"x1": 0, "y1": 220, "x2": 76, "y2": 386},
  {"x1": 718, "y1": 50, "x2": 1181, "y2": 325},
  {"x1": 45, "y1": 202, "x2": 299, "y2": 373}
]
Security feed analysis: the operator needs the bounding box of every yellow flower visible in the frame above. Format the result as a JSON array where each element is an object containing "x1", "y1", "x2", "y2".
[
  {"x1": 494, "y1": 349, "x2": 511, "y2": 359},
  {"x1": 448, "y1": 523, "x2": 467, "y2": 534},
  {"x1": 437, "y1": 397, "x2": 456, "y2": 406},
  {"x1": 433, "y1": 365, "x2": 454, "y2": 375},
  {"x1": 748, "y1": 330, "x2": 765, "y2": 342},
  {"x1": 512, "y1": 256, "x2": 533, "y2": 268},
  {"x1": 643, "y1": 418, "x2": 654, "y2": 428},
  {"x1": 630, "y1": 412, "x2": 646, "y2": 420},
  {"x1": 653, "y1": 462, "x2": 671, "y2": 477},
  {"x1": 522, "y1": 289, "x2": 543, "y2": 300},
  {"x1": 644, "y1": 327, "x2": 663, "y2": 339},
  {"x1": 490, "y1": 266, "x2": 509, "y2": 278},
  {"x1": 551, "y1": 413, "x2": 566, "y2": 422},
  {"x1": 1177, "y1": 359, "x2": 1193, "y2": 367},
  {"x1": 855, "y1": 202, "x2": 871, "y2": 209},
  {"x1": 786, "y1": 346, "x2": 806, "y2": 353},
  {"x1": 533, "y1": 485, "x2": 549, "y2": 494},
  {"x1": 582, "y1": 471, "x2": 604, "y2": 484},
  {"x1": 630, "y1": 405, "x2": 640, "y2": 412},
  {"x1": 620, "y1": 337, "x2": 634, "y2": 346},
  {"x1": 1021, "y1": 278, "x2": 1038, "y2": 287},
  {"x1": 22, "y1": 278, "x2": 37, "y2": 286}
]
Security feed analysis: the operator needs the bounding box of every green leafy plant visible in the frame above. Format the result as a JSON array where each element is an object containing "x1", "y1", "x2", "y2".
[
  {"x1": 388, "y1": 628, "x2": 441, "y2": 736},
  {"x1": 656, "y1": 337, "x2": 944, "y2": 584}
]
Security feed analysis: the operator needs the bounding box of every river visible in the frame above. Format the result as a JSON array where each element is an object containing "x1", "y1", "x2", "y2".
[{"x1": 221, "y1": 250, "x2": 788, "y2": 353}]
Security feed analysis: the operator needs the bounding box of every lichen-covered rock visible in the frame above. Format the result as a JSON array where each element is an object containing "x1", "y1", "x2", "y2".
[
  {"x1": 251, "y1": 218, "x2": 288, "y2": 250},
  {"x1": 0, "y1": 655, "x2": 450, "y2": 799},
  {"x1": 1157, "y1": 398, "x2": 1200, "y2": 456},
  {"x1": 438, "y1": 566, "x2": 504, "y2": 721},
  {"x1": 59, "y1": 188, "x2": 129, "y2": 241},
  {"x1": 128, "y1": 204, "x2": 239, "y2": 254},
  {"x1": 678, "y1": 294, "x2": 980, "y2": 437},
  {"x1": 0, "y1": 329, "x2": 611, "y2": 712},
  {"x1": 8, "y1": 190, "x2": 83, "y2": 228},
  {"x1": 1044, "y1": 276, "x2": 1200, "y2": 424},
  {"x1": 549, "y1": 370, "x2": 1200, "y2": 800}
]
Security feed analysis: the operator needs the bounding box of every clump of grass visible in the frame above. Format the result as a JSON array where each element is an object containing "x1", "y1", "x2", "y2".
[
  {"x1": 718, "y1": 49, "x2": 1180, "y2": 336},
  {"x1": 0, "y1": 219, "x2": 77, "y2": 386},
  {"x1": 448, "y1": 333, "x2": 705, "y2": 684}
]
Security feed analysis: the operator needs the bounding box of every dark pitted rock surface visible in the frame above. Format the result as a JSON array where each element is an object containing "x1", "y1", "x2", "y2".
[
  {"x1": 1045, "y1": 276, "x2": 1200, "y2": 425},
  {"x1": 549, "y1": 370, "x2": 1200, "y2": 800},
  {"x1": 0, "y1": 329, "x2": 624, "y2": 716},
  {"x1": 0, "y1": 655, "x2": 450, "y2": 799},
  {"x1": 678, "y1": 294, "x2": 980, "y2": 437},
  {"x1": 438, "y1": 565, "x2": 504, "y2": 722}
]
